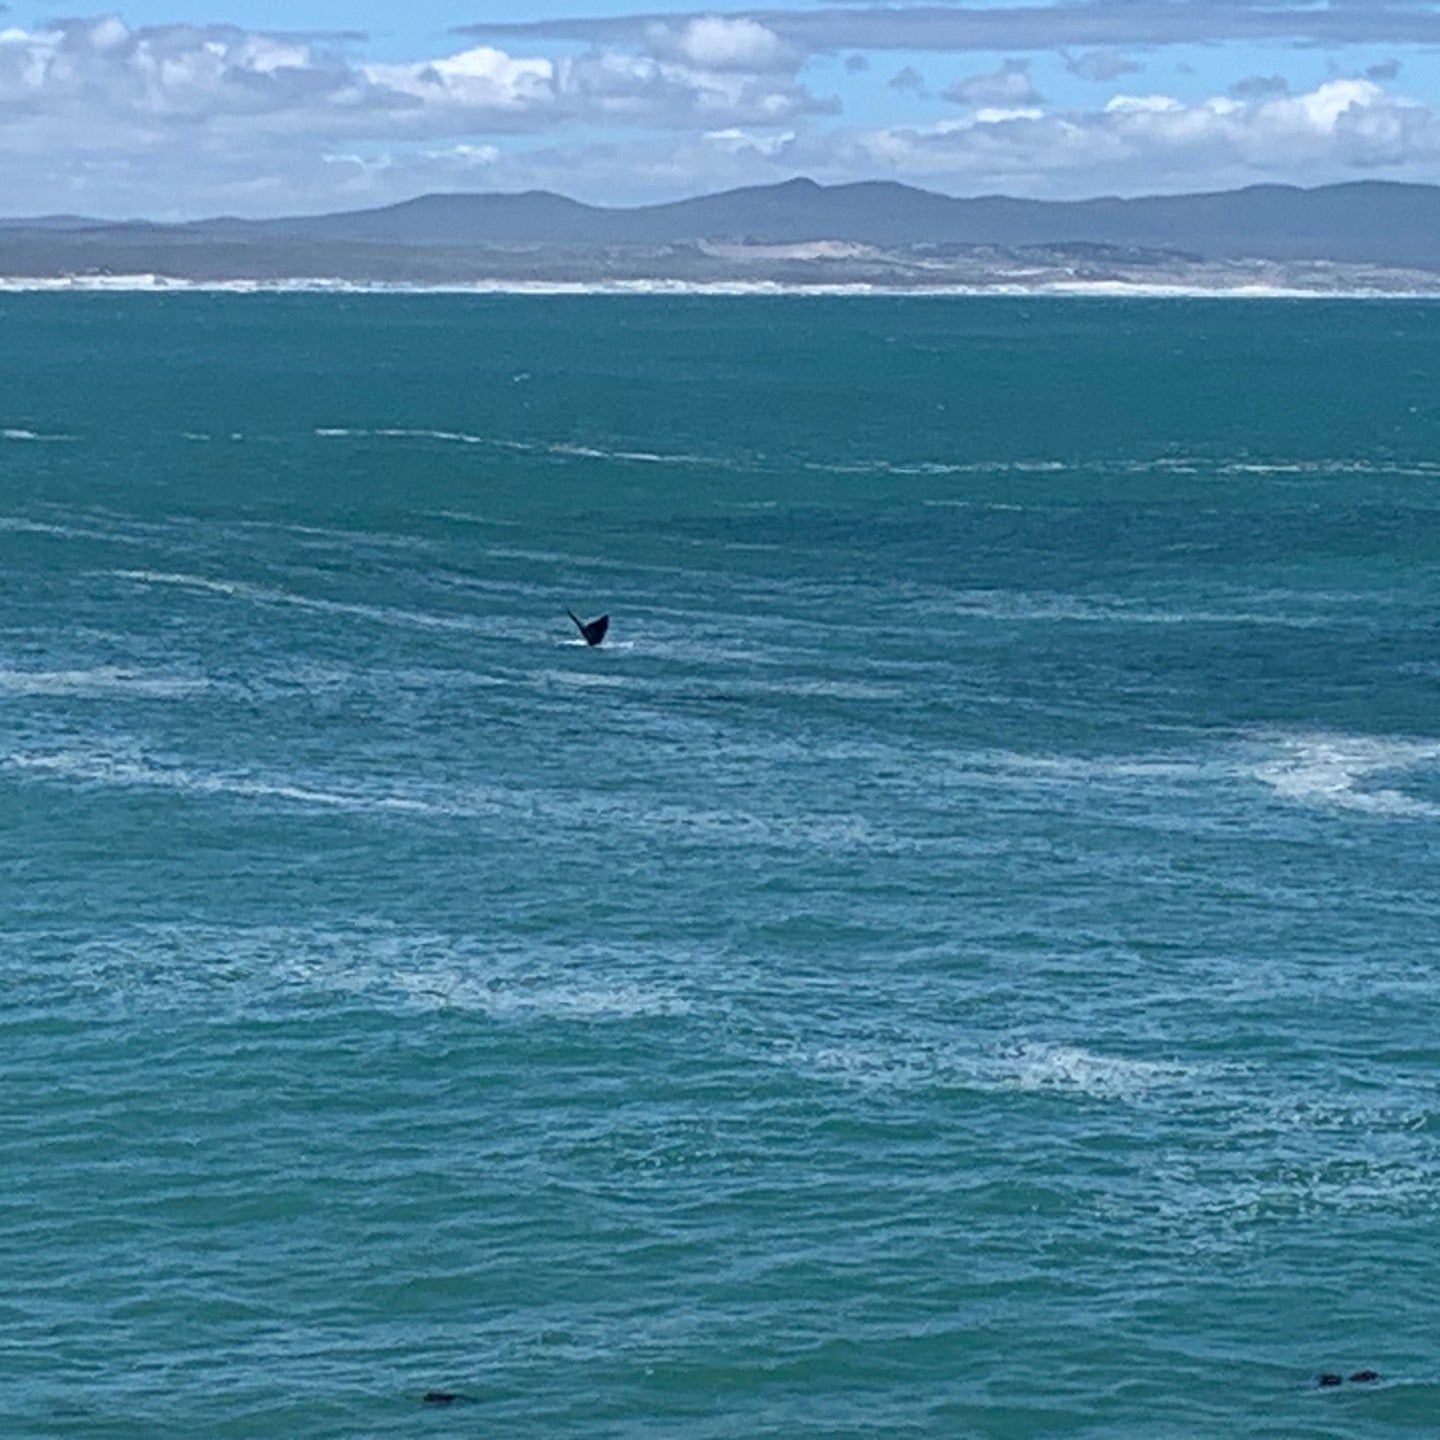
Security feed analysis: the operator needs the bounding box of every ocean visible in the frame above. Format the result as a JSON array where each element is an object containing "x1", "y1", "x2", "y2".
[{"x1": 2, "y1": 294, "x2": 1438, "y2": 1438}]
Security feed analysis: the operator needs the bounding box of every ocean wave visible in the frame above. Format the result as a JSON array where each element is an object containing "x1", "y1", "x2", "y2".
[
  {"x1": 0, "y1": 515, "x2": 93, "y2": 539},
  {"x1": 386, "y1": 970, "x2": 691, "y2": 1021},
  {"x1": 3, "y1": 741, "x2": 883, "y2": 852},
  {"x1": 376, "y1": 426, "x2": 489, "y2": 445},
  {"x1": 655, "y1": 673, "x2": 902, "y2": 703},
  {"x1": 52, "y1": 923, "x2": 693, "y2": 1024},
  {"x1": 5, "y1": 748, "x2": 435, "y2": 814},
  {"x1": 0, "y1": 513, "x2": 150, "y2": 545},
  {"x1": 307, "y1": 432, "x2": 1440, "y2": 489},
  {"x1": 426, "y1": 509, "x2": 522, "y2": 529},
  {"x1": 110, "y1": 569, "x2": 490, "y2": 636},
  {"x1": 922, "y1": 499, "x2": 1029, "y2": 511},
  {"x1": 1249, "y1": 733, "x2": 1440, "y2": 818},
  {"x1": 2, "y1": 427, "x2": 75, "y2": 442},
  {"x1": 317, "y1": 425, "x2": 726, "y2": 470},
  {"x1": 996, "y1": 1043, "x2": 1193, "y2": 1101},
  {"x1": 844, "y1": 452, "x2": 1440, "y2": 485},
  {"x1": 0, "y1": 667, "x2": 212, "y2": 699},
  {"x1": 927, "y1": 590, "x2": 1340, "y2": 630},
  {"x1": 814, "y1": 458, "x2": 1070, "y2": 478},
  {"x1": 785, "y1": 1037, "x2": 1194, "y2": 1103}
]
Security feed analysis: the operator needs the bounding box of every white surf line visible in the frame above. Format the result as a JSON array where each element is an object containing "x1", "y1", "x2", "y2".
[{"x1": 3, "y1": 274, "x2": 1439, "y2": 299}]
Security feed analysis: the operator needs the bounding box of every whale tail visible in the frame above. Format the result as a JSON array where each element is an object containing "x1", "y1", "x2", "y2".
[{"x1": 567, "y1": 609, "x2": 610, "y2": 647}]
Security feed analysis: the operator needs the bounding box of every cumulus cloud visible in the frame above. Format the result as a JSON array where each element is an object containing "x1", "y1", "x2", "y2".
[
  {"x1": 830, "y1": 77, "x2": 1440, "y2": 195},
  {"x1": 2, "y1": 7, "x2": 1440, "y2": 217},
  {"x1": 0, "y1": 14, "x2": 829, "y2": 147},
  {"x1": 427, "y1": 75, "x2": 1440, "y2": 207},
  {"x1": 0, "y1": 13, "x2": 838, "y2": 214},
  {"x1": 643, "y1": 15, "x2": 794, "y2": 72},
  {"x1": 942, "y1": 59, "x2": 1042, "y2": 108}
]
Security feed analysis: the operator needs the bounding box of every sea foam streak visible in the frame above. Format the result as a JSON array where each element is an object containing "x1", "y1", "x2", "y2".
[
  {"x1": 786, "y1": 1037, "x2": 1195, "y2": 1103},
  {"x1": 0, "y1": 667, "x2": 212, "y2": 698},
  {"x1": 55, "y1": 924, "x2": 693, "y2": 1024},
  {"x1": 1250, "y1": 734, "x2": 1440, "y2": 817},
  {"x1": 5, "y1": 749, "x2": 433, "y2": 814},
  {"x1": 110, "y1": 569, "x2": 490, "y2": 635},
  {"x1": 316, "y1": 426, "x2": 722, "y2": 469}
]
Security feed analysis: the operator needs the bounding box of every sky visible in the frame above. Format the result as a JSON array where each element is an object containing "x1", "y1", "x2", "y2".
[{"x1": 6, "y1": 1, "x2": 1440, "y2": 216}]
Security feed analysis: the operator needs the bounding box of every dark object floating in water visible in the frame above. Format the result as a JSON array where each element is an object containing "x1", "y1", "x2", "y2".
[
  {"x1": 1350, "y1": 1370, "x2": 1381, "y2": 1384},
  {"x1": 422, "y1": 1391, "x2": 460, "y2": 1406},
  {"x1": 566, "y1": 609, "x2": 609, "y2": 647},
  {"x1": 1317, "y1": 1374, "x2": 1344, "y2": 1388}
]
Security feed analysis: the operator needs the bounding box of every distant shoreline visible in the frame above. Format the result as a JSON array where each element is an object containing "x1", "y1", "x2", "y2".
[{"x1": 3, "y1": 274, "x2": 1438, "y2": 300}]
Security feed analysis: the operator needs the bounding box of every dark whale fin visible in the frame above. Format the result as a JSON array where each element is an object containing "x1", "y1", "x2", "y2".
[{"x1": 566, "y1": 609, "x2": 610, "y2": 646}]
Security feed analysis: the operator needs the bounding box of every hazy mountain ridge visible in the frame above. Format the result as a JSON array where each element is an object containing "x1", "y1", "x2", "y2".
[
  {"x1": 5, "y1": 178, "x2": 1440, "y2": 290},
  {"x1": 176, "y1": 178, "x2": 1440, "y2": 265}
]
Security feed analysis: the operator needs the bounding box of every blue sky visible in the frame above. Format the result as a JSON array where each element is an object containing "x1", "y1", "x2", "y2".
[{"x1": 3, "y1": 2, "x2": 1440, "y2": 216}]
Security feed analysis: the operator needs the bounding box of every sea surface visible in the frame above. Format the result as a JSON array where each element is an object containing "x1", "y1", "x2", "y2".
[{"x1": 2, "y1": 295, "x2": 1439, "y2": 1438}]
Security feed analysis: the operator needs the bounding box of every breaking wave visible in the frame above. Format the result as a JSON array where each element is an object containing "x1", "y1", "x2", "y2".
[{"x1": 1250, "y1": 733, "x2": 1440, "y2": 818}]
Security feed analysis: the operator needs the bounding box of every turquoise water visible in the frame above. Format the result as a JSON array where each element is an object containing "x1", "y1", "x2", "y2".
[{"x1": 3, "y1": 295, "x2": 1439, "y2": 1438}]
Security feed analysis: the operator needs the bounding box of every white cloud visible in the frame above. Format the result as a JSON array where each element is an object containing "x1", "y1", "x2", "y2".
[
  {"x1": 366, "y1": 46, "x2": 553, "y2": 108},
  {"x1": 0, "y1": 11, "x2": 1438, "y2": 217},
  {"x1": 0, "y1": 15, "x2": 827, "y2": 145},
  {"x1": 398, "y1": 75, "x2": 1440, "y2": 207},
  {"x1": 972, "y1": 106, "x2": 1046, "y2": 125},
  {"x1": 645, "y1": 16, "x2": 793, "y2": 72},
  {"x1": 1104, "y1": 94, "x2": 1184, "y2": 115},
  {"x1": 832, "y1": 78, "x2": 1440, "y2": 193},
  {"x1": 0, "y1": 14, "x2": 839, "y2": 214},
  {"x1": 942, "y1": 59, "x2": 1043, "y2": 108}
]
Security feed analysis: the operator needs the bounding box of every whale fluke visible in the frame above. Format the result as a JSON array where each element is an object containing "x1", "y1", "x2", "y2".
[{"x1": 566, "y1": 609, "x2": 609, "y2": 646}]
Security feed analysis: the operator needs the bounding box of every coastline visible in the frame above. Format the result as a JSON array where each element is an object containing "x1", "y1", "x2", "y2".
[{"x1": 2, "y1": 273, "x2": 1439, "y2": 299}]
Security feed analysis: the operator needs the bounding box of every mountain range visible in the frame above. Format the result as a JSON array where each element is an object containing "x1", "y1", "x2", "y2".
[{"x1": 5, "y1": 178, "x2": 1440, "y2": 288}]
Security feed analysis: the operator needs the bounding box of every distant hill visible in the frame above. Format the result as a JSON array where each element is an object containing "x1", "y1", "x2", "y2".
[
  {"x1": 164, "y1": 178, "x2": 1440, "y2": 268},
  {"x1": 6, "y1": 178, "x2": 1440, "y2": 288}
]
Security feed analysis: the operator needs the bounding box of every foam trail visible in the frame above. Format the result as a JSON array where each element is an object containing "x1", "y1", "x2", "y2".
[
  {"x1": 787, "y1": 1038, "x2": 1194, "y2": 1103},
  {"x1": 318, "y1": 426, "x2": 726, "y2": 469},
  {"x1": 428, "y1": 510, "x2": 522, "y2": 529},
  {"x1": 0, "y1": 668, "x2": 211, "y2": 698},
  {"x1": 111, "y1": 570, "x2": 488, "y2": 636},
  {"x1": 1251, "y1": 734, "x2": 1440, "y2": 817},
  {"x1": 60, "y1": 923, "x2": 693, "y2": 1024},
  {"x1": 6, "y1": 749, "x2": 434, "y2": 814},
  {"x1": 0, "y1": 514, "x2": 150, "y2": 545},
  {"x1": 996, "y1": 1043, "x2": 1193, "y2": 1101},
  {"x1": 386, "y1": 970, "x2": 691, "y2": 1021}
]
